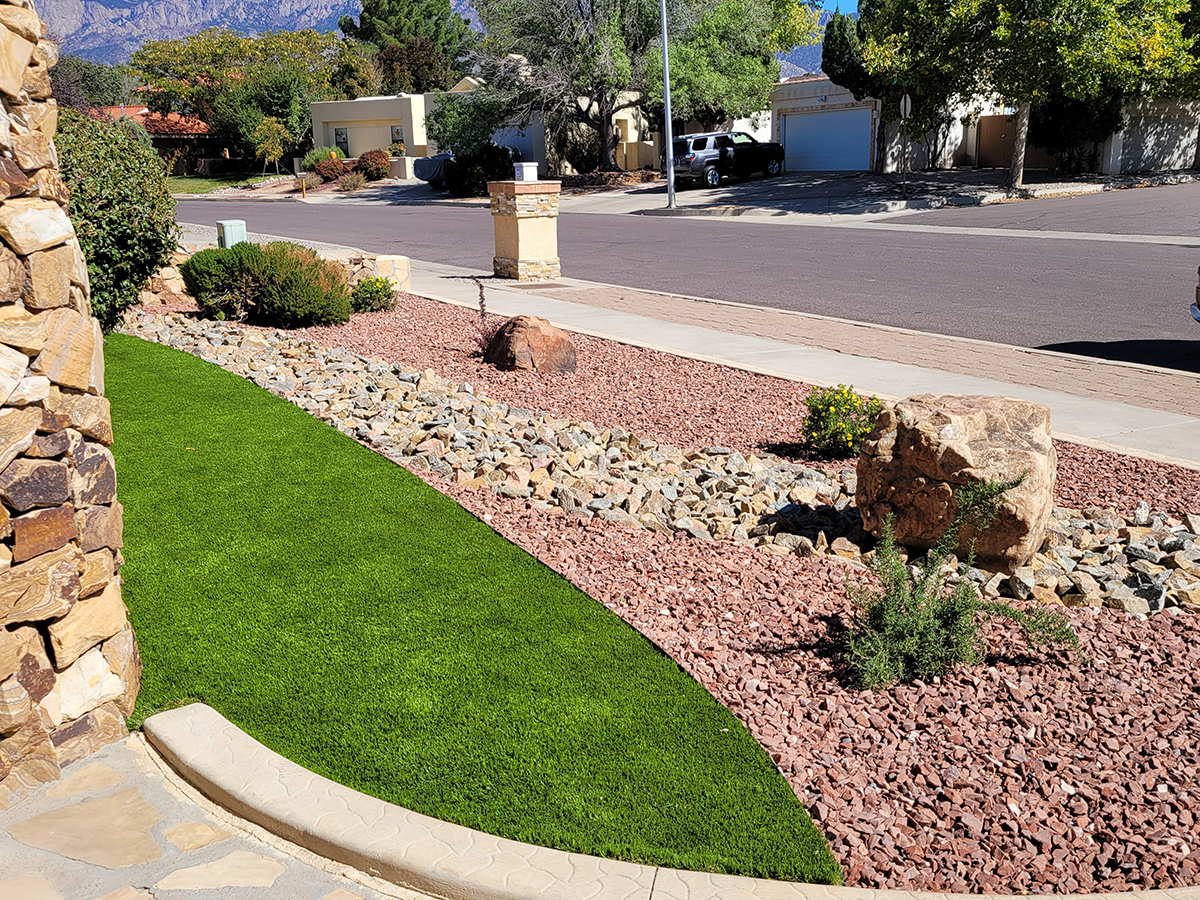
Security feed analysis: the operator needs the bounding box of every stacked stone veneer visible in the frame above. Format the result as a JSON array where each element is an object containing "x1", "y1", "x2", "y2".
[
  {"x1": 488, "y1": 180, "x2": 561, "y2": 282},
  {"x1": 0, "y1": 1, "x2": 138, "y2": 809}
]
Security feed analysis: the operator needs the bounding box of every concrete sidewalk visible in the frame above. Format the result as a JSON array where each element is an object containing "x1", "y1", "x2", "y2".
[{"x1": 176, "y1": 223, "x2": 1200, "y2": 469}]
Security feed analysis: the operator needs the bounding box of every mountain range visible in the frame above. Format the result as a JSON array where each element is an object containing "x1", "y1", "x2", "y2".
[{"x1": 38, "y1": 0, "x2": 827, "y2": 73}]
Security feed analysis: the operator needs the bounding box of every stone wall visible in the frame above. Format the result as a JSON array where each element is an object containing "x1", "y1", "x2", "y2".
[{"x1": 0, "y1": 0, "x2": 139, "y2": 809}]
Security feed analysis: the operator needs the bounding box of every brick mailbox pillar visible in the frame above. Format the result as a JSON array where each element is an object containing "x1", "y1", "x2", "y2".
[{"x1": 487, "y1": 180, "x2": 562, "y2": 282}]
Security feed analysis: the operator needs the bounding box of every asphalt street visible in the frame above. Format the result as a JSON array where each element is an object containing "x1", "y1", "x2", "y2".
[{"x1": 177, "y1": 187, "x2": 1200, "y2": 372}]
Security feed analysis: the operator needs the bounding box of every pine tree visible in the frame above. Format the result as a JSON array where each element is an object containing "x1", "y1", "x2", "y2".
[{"x1": 339, "y1": 0, "x2": 471, "y2": 69}]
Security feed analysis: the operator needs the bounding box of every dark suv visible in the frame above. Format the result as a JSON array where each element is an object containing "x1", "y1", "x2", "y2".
[{"x1": 670, "y1": 131, "x2": 785, "y2": 188}]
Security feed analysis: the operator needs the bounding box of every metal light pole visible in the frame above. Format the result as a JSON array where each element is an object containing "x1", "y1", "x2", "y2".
[{"x1": 660, "y1": 0, "x2": 677, "y2": 209}]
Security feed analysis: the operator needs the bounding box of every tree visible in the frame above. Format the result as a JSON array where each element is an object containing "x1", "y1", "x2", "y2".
[
  {"x1": 376, "y1": 36, "x2": 454, "y2": 93},
  {"x1": 822, "y1": 11, "x2": 892, "y2": 170},
  {"x1": 426, "y1": 91, "x2": 513, "y2": 156},
  {"x1": 340, "y1": 0, "x2": 472, "y2": 71},
  {"x1": 50, "y1": 55, "x2": 136, "y2": 112},
  {"x1": 1029, "y1": 75, "x2": 1127, "y2": 172},
  {"x1": 330, "y1": 40, "x2": 383, "y2": 99},
  {"x1": 131, "y1": 28, "x2": 340, "y2": 121},
  {"x1": 648, "y1": 0, "x2": 819, "y2": 131},
  {"x1": 254, "y1": 116, "x2": 289, "y2": 173}
]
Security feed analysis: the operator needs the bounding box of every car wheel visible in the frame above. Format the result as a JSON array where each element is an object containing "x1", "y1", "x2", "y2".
[
  {"x1": 702, "y1": 166, "x2": 720, "y2": 188},
  {"x1": 765, "y1": 158, "x2": 782, "y2": 177}
]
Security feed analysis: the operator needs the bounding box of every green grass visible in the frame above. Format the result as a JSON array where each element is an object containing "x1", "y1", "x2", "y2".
[
  {"x1": 168, "y1": 174, "x2": 277, "y2": 194},
  {"x1": 106, "y1": 334, "x2": 841, "y2": 885}
]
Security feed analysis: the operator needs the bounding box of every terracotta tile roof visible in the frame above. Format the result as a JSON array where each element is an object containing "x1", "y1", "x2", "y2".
[{"x1": 90, "y1": 106, "x2": 211, "y2": 137}]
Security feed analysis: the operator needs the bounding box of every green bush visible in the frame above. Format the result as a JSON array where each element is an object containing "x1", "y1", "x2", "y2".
[
  {"x1": 444, "y1": 143, "x2": 518, "y2": 198},
  {"x1": 294, "y1": 171, "x2": 322, "y2": 192},
  {"x1": 337, "y1": 171, "x2": 367, "y2": 192},
  {"x1": 357, "y1": 149, "x2": 391, "y2": 181},
  {"x1": 845, "y1": 477, "x2": 1081, "y2": 690},
  {"x1": 350, "y1": 276, "x2": 397, "y2": 313},
  {"x1": 180, "y1": 241, "x2": 350, "y2": 328},
  {"x1": 303, "y1": 145, "x2": 346, "y2": 169},
  {"x1": 55, "y1": 108, "x2": 177, "y2": 331},
  {"x1": 312, "y1": 157, "x2": 345, "y2": 183},
  {"x1": 386, "y1": 141, "x2": 406, "y2": 156},
  {"x1": 801, "y1": 384, "x2": 883, "y2": 458}
]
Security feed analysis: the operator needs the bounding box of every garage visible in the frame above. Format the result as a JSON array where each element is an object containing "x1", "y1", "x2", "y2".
[{"x1": 781, "y1": 107, "x2": 873, "y2": 172}]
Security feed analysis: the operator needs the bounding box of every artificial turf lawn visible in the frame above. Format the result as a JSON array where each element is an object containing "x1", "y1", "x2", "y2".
[{"x1": 106, "y1": 333, "x2": 841, "y2": 884}]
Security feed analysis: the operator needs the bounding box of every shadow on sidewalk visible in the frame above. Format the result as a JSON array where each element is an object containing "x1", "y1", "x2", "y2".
[{"x1": 1038, "y1": 338, "x2": 1200, "y2": 374}]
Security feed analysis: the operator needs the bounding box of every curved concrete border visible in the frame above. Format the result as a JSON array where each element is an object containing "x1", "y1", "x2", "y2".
[{"x1": 144, "y1": 704, "x2": 1200, "y2": 900}]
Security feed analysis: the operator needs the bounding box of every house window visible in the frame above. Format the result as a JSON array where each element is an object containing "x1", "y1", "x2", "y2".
[
  {"x1": 391, "y1": 125, "x2": 404, "y2": 144},
  {"x1": 333, "y1": 128, "x2": 349, "y2": 155}
]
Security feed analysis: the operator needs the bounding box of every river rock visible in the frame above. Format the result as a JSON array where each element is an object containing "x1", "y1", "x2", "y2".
[
  {"x1": 856, "y1": 394, "x2": 1056, "y2": 573},
  {"x1": 484, "y1": 316, "x2": 577, "y2": 374}
]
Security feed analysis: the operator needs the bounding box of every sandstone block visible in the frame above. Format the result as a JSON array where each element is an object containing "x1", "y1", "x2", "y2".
[
  {"x1": 0, "y1": 6, "x2": 43, "y2": 43},
  {"x1": 70, "y1": 442, "x2": 116, "y2": 507},
  {"x1": 49, "y1": 701, "x2": 126, "y2": 767},
  {"x1": 46, "y1": 646, "x2": 122, "y2": 723},
  {"x1": 0, "y1": 197, "x2": 72, "y2": 254},
  {"x1": 100, "y1": 627, "x2": 140, "y2": 718},
  {"x1": 30, "y1": 167, "x2": 68, "y2": 203},
  {"x1": 11, "y1": 503, "x2": 77, "y2": 563},
  {"x1": 0, "y1": 157, "x2": 30, "y2": 200},
  {"x1": 32, "y1": 307, "x2": 95, "y2": 391},
  {"x1": 13, "y1": 626, "x2": 54, "y2": 704},
  {"x1": 0, "y1": 406, "x2": 43, "y2": 471},
  {"x1": 0, "y1": 716, "x2": 61, "y2": 810},
  {"x1": 25, "y1": 243, "x2": 74, "y2": 309},
  {"x1": 46, "y1": 387, "x2": 113, "y2": 445},
  {"x1": 0, "y1": 244, "x2": 24, "y2": 305},
  {"x1": 46, "y1": 579, "x2": 126, "y2": 669},
  {"x1": 8, "y1": 375, "x2": 49, "y2": 406},
  {"x1": 0, "y1": 544, "x2": 82, "y2": 627},
  {"x1": 0, "y1": 625, "x2": 27, "y2": 681},
  {"x1": 0, "y1": 676, "x2": 31, "y2": 733},
  {"x1": 80, "y1": 548, "x2": 113, "y2": 598},
  {"x1": 23, "y1": 57, "x2": 52, "y2": 101},
  {"x1": 484, "y1": 316, "x2": 577, "y2": 374},
  {"x1": 0, "y1": 458, "x2": 70, "y2": 512},
  {"x1": 77, "y1": 501, "x2": 122, "y2": 552},
  {"x1": 10, "y1": 131, "x2": 52, "y2": 172},
  {"x1": 89, "y1": 317, "x2": 104, "y2": 394},
  {"x1": 0, "y1": 306, "x2": 47, "y2": 355},
  {"x1": 0, "y1": 343, "x2": 29, "y2": 407},
  {"x1": 857, "y1": 394, "x2": 1056, "y2": 573},
  {"x1": 32, "y1": 38, "x2": 58, "y2": 70},
  {"x1": 0, "y1": 23, "x2": 35, "y2": 100}
]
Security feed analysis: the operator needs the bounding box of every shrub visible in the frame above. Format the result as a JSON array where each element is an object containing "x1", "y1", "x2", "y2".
[
  {"x1": 293, "y1": 171, "x2": 322, "y2": 192},
  {"x1": 387, "y1": 141, "x2": 406, "y2": 156},
  {"x1": 180, "y1": 240, "x2": 350, "y2": 328},
  {"x1": 801, "y1": 384, "x2": 883, "y2": 458},
  {"x1": 357, "y1": 148, "x2": 391, "y2": 181},
  {"x1": 845, "y1": 477, "x2": 1082, "y2": 691},
  {"x1": 312, "y1": 157, "x2": 345, "y2": 183},
  {"x1": 55, "y1": 108, "x2": 177, "y2": 331},
  {"x1": 350, "y1": 276, "x2": 397, "y2": 313},
  {"x1": 443, "y1": 143, "x2": 518, "y2": 198},
  {"x1": 337, "y1": 171, "x2": 367, "y2": 192},
  {"x1": 303, "y1": 145, "x2": 346, "y2": 169}
]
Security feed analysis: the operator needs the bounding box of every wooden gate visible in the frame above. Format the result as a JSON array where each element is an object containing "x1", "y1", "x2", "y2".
[{"x1": 977, "y1": 115, "x2": 1056, "y2": 169}]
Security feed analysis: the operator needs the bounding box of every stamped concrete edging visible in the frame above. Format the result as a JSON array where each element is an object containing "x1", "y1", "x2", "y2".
[{"x1": 144, "y1": 704, "x2": 1200, "y2": 900}]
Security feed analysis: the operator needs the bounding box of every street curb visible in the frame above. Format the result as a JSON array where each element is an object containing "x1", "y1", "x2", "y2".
[
  {"x1": 145, "y1": 704, "x2": 1200, "y2": 900},
  {"x1": 172, "y1": 194, "x2": 301, "y2": 203}
]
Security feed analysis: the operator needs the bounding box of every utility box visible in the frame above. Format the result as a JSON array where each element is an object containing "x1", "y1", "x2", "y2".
[
  {"x1": 487, "y1": 180, "x2": 561, "y2": 281},
  {"x1": 514, "y1": 162, "x2": 539, "y2": 182},
  {"x1": 216, "y1": 220, "x2": 247, "y2": 249}
]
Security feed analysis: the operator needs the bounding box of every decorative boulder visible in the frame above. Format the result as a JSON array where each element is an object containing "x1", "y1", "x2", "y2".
[
  {"x1": 856, "y1": 394, "x2": 1056, "y2": 573},
  {"x1": 484, "y1": 316, "x2": 577, "y2": 374}
]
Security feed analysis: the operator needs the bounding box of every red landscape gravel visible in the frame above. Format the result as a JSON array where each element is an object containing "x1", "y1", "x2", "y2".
[
  {"x1": 152, "y1": 291, "x2": 1200, "y2": 892},
  {"x1": 291, "y1": 294, "x2": 1200, "y2": 520}
]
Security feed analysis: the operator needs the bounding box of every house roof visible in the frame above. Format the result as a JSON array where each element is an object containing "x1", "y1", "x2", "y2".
[{"x1": 91, "y1": 105, "x2": 211, "y2": 137}]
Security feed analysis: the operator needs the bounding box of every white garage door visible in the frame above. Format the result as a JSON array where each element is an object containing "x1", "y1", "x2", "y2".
[{"x1": 783, "y1": 108, "x2": 872, "y2": 171}]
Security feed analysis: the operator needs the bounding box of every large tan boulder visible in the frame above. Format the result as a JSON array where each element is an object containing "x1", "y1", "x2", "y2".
[
  {"x1": 484, "y1": 316, "x2": 577, "y2": 374},
  {"x1": 856, "y1": 394, "x2": 1056, "y2": 573}
]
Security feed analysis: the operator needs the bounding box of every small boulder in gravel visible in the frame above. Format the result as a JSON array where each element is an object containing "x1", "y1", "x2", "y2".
[
  {"x1": 856, "y1": 394, "x2": 1055, "y2": 573},
  {"x1": 484, "y1": 315, "x2": 577, "y2": 374}
]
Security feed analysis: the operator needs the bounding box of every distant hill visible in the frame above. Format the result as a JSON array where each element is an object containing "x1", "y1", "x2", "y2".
[
  {"x1": 39, "y1": 0, "x2": 362, "y2": 62},
  {"x1": 776, "y1": 11, "x2": 855, "y2": 80}
]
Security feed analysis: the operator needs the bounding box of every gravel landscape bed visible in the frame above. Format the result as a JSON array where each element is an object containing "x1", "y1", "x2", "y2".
[{"x1": 128, "y1": 296, "x2": 1200, "y2": 893}]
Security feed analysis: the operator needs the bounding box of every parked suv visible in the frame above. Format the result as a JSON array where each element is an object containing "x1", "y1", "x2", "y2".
[{"x1": 670, "y1": 131, "x2": 785, "y2": 188}]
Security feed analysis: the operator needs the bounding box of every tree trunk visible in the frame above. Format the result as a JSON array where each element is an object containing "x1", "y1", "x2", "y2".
[
  {"x1": 874, "y1": 107, "x2": 887, "y2": 173},
  {"x1": 598, "y1": 100, "x2": 619, "y2": 171},
  {"x1": 1009, "y1": 102, "x2": 1031, "y2": 190}
]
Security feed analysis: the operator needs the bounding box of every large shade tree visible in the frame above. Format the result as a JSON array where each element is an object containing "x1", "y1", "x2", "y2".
[{"x1": 339, "y1": 0, "x2": 473, "y2": 72}]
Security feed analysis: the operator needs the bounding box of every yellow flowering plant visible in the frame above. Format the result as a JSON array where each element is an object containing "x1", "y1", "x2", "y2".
[{"x1": 801, "y1": 384, "x2": 883, "y2": 458}]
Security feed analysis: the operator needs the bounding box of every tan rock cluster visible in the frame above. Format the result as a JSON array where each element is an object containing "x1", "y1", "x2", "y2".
[
  {"x1": 135, "y1": 251, "x2": 190, "y2": 307},
  {"x1": 0, "y1": 3, "x2": 137, "y2": 810}
]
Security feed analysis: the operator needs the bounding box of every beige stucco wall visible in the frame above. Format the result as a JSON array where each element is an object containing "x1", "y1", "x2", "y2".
[{"x1": 310, "y1": 95, "x2": 429, "y2": 158}]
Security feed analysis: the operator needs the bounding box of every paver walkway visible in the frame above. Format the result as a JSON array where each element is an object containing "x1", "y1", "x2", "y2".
[{"x1": 0, "y1": 738, "x2": 423, "y2": 900}]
